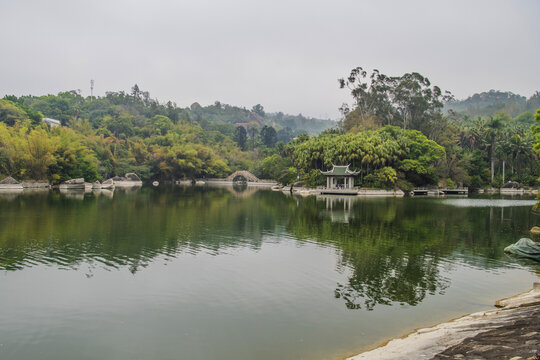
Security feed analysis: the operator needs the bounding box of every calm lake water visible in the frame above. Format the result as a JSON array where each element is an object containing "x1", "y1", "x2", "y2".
[{"x1": 0, "y1": 186, "x2": 538, "y2": 360}]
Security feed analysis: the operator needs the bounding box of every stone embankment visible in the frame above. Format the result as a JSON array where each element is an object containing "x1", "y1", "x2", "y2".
[
  {"x1": 347, "y1": 284, "x2": 540, "y2": 360},
  {"x1": 278, "y1": 187, "x2": 406, "y2": 197},
  {"x1": 0, "y1": 176, "x2": 23, "y2": 191},
  {"x1": 0, "y1": 173, "x2": 142, "y2": 193},
  {"x1": 109, "y1": 173, "x2": 142, "y2": 187}
]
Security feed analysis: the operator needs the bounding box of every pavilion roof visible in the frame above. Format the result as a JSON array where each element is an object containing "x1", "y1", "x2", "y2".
[{"x1": 320, "y1": 164, "x2": 360, "y2": 176}]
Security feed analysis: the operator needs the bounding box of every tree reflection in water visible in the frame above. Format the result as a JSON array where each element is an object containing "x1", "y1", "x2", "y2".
[
  {"x1": 0, "y1": 188, "x2": 535, "y2": 310},
  {"x1": 287, "y1": 195, "x2": 534, "y2": 310}
]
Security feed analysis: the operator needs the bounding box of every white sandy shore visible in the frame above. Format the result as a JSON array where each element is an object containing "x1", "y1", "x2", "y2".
[{"x1": 346, "y1": 283, "x2": 540, "y2": 360}]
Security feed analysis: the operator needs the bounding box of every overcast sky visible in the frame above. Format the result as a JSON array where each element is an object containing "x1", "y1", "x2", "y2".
[{"x1": 1, "y1": 0, "x2": 539, "y2": 119}]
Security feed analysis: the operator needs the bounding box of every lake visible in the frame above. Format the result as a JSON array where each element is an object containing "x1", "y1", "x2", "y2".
[{"x1": 0, "y1": 186, "x2": 538, "y2": 360}]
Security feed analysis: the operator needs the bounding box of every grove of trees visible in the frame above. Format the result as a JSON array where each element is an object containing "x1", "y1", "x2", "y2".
[{"x1": 0, "y1": 74, "x2": 538, "y2": 189}]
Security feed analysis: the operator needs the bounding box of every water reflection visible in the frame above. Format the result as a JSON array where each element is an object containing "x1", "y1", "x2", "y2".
[
  {"x1": 0, "y1": 188, "x2": 537, "y2": 311},
  {"x1": 287, "y1": 196, "x2": 538, "y2": 309}
]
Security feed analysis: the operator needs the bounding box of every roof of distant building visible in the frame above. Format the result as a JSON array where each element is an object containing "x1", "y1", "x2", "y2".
[
  {"x1": 235, "y1": 122, "x2": 249, "y2": 129},
  {"x1": 43, "y1": 117, "x2": 61, "y2": 126},
  {"x1": 320, "y1": 164, "x2": 360, "y2": 176}
]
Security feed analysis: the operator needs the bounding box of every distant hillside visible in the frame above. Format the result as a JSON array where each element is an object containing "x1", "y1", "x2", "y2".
[
  {"x1": 189, "y1": 101, "x2": 335, "y2": 135},
  {"x1": 444, "y1": 90, "x2": 540, "y2": 117}
]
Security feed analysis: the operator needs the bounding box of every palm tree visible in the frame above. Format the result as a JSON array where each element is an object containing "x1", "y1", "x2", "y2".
[{"x1": 485, "y1": 115, "x2": 504, "y2": 182}]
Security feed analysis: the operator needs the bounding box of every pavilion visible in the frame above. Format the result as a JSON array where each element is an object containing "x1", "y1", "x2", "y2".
[{"x1": 320, "y1": 164, "x2": 360, "y2": 189}]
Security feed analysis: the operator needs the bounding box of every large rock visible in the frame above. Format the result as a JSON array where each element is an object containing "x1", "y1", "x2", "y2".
[
  {"x1": 0, "y1": 176, "x2": 23, "y2": 191},
  {"x1": 125, "y1": 173, "x2": 141, "y2": 181},
  {"x1": 111, "y1": 176, "x2": 126, "y2": 182},
  {"x1": 101, "y1": 178, "x2": 114, "y2": 189},
  {"x1": 21, "y1": 180, "x2": 50, "y2": 188},
  {"x1": 63, "y1": 178, "x2": 84, "y2": 185},
  {"x1": 504, "y1": 238, "x2": 540, "y2": 261},
  {"x1": 59, "y1": 178, "x2": 85, "y2": 189},
  {"x1": 0, "y1": 176, "x2": 20, "y2": 184}
]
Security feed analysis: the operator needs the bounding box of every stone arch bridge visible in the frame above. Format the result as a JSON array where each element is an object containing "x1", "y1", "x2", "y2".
[{"x1": 226, "y1": 171, "x2": 260, "y2": 182}]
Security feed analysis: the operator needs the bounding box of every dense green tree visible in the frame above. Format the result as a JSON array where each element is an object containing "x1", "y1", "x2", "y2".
[
  {"x1": 276, "y1": 127, "x2": 294, "y2": 143},
  {"x1": 251, "y1": 104, "x2": 265, "y2": 117},
  {"x1": 233, "y1": 126, "x2": 247, "y2": 150},
  {"x1": 339, "y1": 67, "x2": 452, "y2": 136},
  {"x1": 260, "y1": 125, "x2": 277, "y2": 147},
  {"x1": 0, "y1": 100, "x2": 28, "y2": 126},
  {"x1": 291, "y1": 126, "x2": 445, "y2": 187},
  {"x1": 533, "y1": 109, "x2": 540, "y2": 156}
]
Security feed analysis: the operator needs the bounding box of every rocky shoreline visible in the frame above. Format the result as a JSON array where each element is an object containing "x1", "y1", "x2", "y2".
[
  {"x1": 347, "y1": 284, "x2": 540, "y2": 360},
  {"x1": 0, "y1": 173, "x2": 142, "y2": 192}
]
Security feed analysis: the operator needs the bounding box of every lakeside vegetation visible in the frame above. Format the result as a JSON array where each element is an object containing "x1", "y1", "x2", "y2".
[
  {"x1": 0, "y1": 70, "x2": 539, "y2": 189},
  {"x1": 0, "y1": 88, "x2": 327, "y2": 184}
]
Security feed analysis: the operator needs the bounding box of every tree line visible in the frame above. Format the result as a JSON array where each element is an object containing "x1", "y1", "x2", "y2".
[
  {"x1": 0, "y1": 87, "x2": 297, "y2": 183},
  {"x1": 258, "y1": 66, "x2": 539, "y2": 190},
  {"x1": 1, "y1": 75, "x2": 539, "y2": 189}
]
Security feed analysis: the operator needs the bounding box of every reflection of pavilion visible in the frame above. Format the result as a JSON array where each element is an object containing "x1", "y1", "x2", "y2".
[
  {"x1": 320, "y1": 195, "x2": 355, "y2": 223},
  {"x1": 320, "y1": 164, "x2": 359, "y2": 188}
]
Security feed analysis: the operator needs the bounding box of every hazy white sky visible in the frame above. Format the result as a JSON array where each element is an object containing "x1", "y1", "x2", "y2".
[{"x1": 1, "y1": 0, "x2": 539, "y2": 119}]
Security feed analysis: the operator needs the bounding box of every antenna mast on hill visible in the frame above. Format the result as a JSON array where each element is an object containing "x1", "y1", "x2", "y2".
[{"x1": 90, "y1": 79, "x2": 94, "y2": 99}]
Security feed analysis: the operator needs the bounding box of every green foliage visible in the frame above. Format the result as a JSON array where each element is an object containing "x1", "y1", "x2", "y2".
[
  {"x1": 339, "y1": 67, "x2": 539, "y2": 189},
  {"x1": 302, "y1": 169, "x2": 325, "y2": 187},
  {"x1": 251, "y1": 104, "x2": 265, "y2": 117},
  {"x1": 279, "y1": 167, "x2": 298, "y2": 186},
  {"x1": 254, "y1": 154, "x2": 293, "y2": 181},
  {"x1": 0, "y1": 89, "x2": 253, "y2": 183},
  {"x1": 291, "y1": 126, "x2": 445, "y2": 187},
  {"x1": 364, "y1": 167, "x2": 397, "y2": 189},
  {"x1": 260, "y1": 125, "x2": 277, "y2": 147},
  {"x1": 1, "y1": 83, "x2": 537, "y2": 190},
  {"x1": 0, "y1": 100, "x2": 29, "y2": 126},
  {"x1": 233, "y1": 126, "x2": 247, "y2": 150},
  {"x1": 533, "y1": 109, "x2": 540, "y2": 156},
  {"x1": 338, "y1": 67, "x2": 453, "y2": 138}
]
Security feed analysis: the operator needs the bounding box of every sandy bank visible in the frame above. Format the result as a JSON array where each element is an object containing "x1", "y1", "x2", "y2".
[{"x1": 347, "y1": 283, "x2": 540, "y2": 360}]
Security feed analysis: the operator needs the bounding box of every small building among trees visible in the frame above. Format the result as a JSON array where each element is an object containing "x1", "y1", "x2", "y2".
[
  {"x1": 320, "y1": 164, "x2": 359, "y2": 189},
  {"x1": 43, "y1": 117, "x2": 61, "y2": 127}
]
